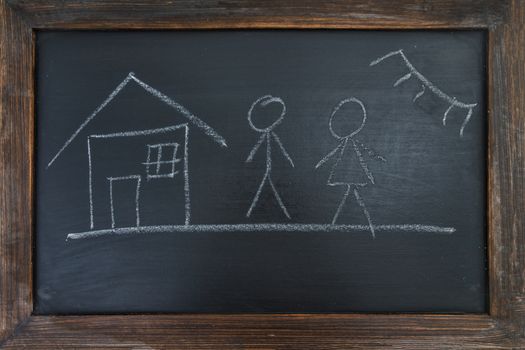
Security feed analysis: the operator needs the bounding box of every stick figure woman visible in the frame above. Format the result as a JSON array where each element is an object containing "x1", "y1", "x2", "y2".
[
  {"x1": 246, "y1": 95, "x2": 295, "y2": 219},
  {"x1": 315, "y1": 97, "x2": 386, "y2": 237}
]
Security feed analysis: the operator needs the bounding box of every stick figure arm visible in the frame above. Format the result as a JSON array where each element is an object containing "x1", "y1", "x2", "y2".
[
  {"x1": 246, "y1": 133, "x2": 266, "y2": 163},
  {"x1": 271, "y1": 132, "x2": 294, "y2": 168},
  {"x1": 353, "y1": 141, "x2": 376, "y2": 184},
  {"x1": 355, "y1": 140, "x2": 386, "y2": 162},
  {"x1": 315, "y1": 142, "x2": 343, "y2": 169}
]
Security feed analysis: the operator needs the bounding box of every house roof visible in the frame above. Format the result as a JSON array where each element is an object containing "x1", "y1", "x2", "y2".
[{"x1": 47, "y1": 72, "x2": 227, "y2": 168}]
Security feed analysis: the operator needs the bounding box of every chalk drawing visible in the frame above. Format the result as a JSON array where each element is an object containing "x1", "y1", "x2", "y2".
[
  {"x1": 87, "y1": 137, "x2": 94, "y2": 229},
  {"x1": 246, "y1": 95, "x2": 294, "y2": 219},
  {"x1": 315, "y1": 97, "x2": 386, "y2": 237},
  {"x1": 48, "y1": 73, "x2": 134, "y2": 168},
  {"x1": 413, "y1": 84, "x2": 426, "y2": 102},
  {"x1": 52, "y1": 71, "x2": 459, "y2": 241},
  {"x1": 67, "y1": 224, "x2": 456, "y2": 240},
  {"x1": 47, "y1": 72, "x2": 226, "y2": 169},
  {"x1": 143, "y1": 142, "x2": 181, "y2": 180},
  {"x1": 88, "y1": 124, "x2": 191, "y2": 229},
  {"x1": 183, "y1": 125, "x2": 190, "y2": 226},
  {"x1": 370, "y1": 49, "x2": 478, "y2": 137}
]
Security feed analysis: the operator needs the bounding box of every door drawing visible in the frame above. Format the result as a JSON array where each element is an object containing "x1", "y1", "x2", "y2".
[{"x1": 108, "y1": 175, "x2": 141, "y2": 228}]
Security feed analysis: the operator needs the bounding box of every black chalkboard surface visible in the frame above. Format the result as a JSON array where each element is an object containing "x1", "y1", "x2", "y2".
[{"x1": 35, "y1": 30, "x2": 487, "y2": 314}]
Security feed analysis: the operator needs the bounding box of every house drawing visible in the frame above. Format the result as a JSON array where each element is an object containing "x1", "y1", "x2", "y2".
[{"x1": 47, "y1": 72, "x2": 227, "y2": 231}]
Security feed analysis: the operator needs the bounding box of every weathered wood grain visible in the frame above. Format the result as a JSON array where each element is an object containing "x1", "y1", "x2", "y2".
[
  {"x1": 1, "y1": 0, "x2": 524, "y2": 348},
  {"x1": 488, "y1": 0, "x2": 525, "y2": 338},
  {"x1": 7, "y1": 0, "x2": 508, "y2": 29},
  {"x1": 0, "y1": 314, "x2": 513, "y2": 349},
  {"x1": 0, "y1": 0, "x2": 33, "y2": 346}
]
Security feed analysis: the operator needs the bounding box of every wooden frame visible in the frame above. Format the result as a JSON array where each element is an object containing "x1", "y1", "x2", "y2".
[{"x1": 0, "y1": 0, "x2": 523, "y2": 348}]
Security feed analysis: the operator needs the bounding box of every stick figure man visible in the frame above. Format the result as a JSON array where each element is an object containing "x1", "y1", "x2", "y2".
[
  {"x1": 315, "y1": 97, "x2": 386, "y2": 237},
  {"x1": 246, "y1": 95, "x2": 295, "y2": 219}
]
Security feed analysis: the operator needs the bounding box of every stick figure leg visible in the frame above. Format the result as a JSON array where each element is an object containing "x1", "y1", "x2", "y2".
[
  {"x1": 352, "y1": 186, "x2": 375, "y2": 238},
  {"x1": 332, "y1": 184, "x2": 352, "y2": 225},
  {"x1": 268, "y1": 176, "x2": 291, "y2": 219},
  {"x1": 246, "y1": 173, "x2": 268, "y2": 217}
]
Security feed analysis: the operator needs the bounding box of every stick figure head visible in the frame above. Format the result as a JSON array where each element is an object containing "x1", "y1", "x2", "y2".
[
  {"x1": 247, "y1": 95, "x2": 286, "y2": 133},
  {"x1": 328, "y1": 97, "x2": 367, "y2": 139}
]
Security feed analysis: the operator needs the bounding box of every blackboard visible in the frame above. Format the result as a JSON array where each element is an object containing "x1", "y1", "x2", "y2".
[{"x1": 35, "y1": 30, "x2": 487, "y2": 314}]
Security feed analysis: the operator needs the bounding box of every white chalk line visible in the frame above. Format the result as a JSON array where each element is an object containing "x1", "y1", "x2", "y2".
[
  {"x1": 47, "y1": 73, "x2": 134, "y2": 168},
  {"x1": 108, "y1": 177, "x2": 115, "y2": 228},
  {"x1": 66, "y1": 224, "x2": 456, "y2": 240},
  {"x1": 183, "y1": 125, "x2": 190, "y2": 225},
  {"x1": 460, "y1": 107, "x2": 474, "y2": 137},
  {"x1": 142, "y1": 160, "x2": 181, "y2": 166},
  {"x1": 246, "y1": 172, "x2": 268, "y2": 218},
  {"x1": 328, "y1": 98, "x2": 367, "y2": 139},
  {"x1": 331, "y1": 185, "x2": 351, "y2": 225},
  {"x1": 246, "y1": 133, "x2": 273, "y2": 218},
  {"x1": 369, "y1": 50, "x2": 400, "y2": 66},
  {"x1": 87, "y1": 137, "x2": 94, "y2": 229},
  {"x1": 47, "y1": 72, "x2": 227, "y2": 169},
  {"x1": 442, "y1": 98, "x2": 456, "y2": 126},
  {"x1": 147, "y1": 172, "x2": 179, "y2": 179},
  {"x1": 352, "y1": 187, "x2": 375, "y2": 238},
  {"x1": 315, "y1": 141, "x2": 344, "y2": 170},
  {"x1": 145, "y1": 144, "x2": 152, "y2": 179},
  {"x1": 107, "y1": 175, "x2": 143, "y2": 181},
  {"x1": 265, "y1": 119, "x2": 272, "y2": 170},
  {"x1": 155, "y1": 143, "x2": 163, "y2": 173},
  {"x1": 247, "y1": 95, "x2": 286, "y2": 133},
  {"x1": 130, "y1": 74, "x2": 227, "y2": 148},
  {"x1": 147, "y1": 142, "x2": 181, "y2": 148},
  {"x1": 352, "y1": 139, "x2": 375, "y2": 184},
  {"x1": 413, "y1": 84, "x2": 426, "y2": 102},
  {"x1": 268, "y1": 177, "x2": 291, "y2": 219},
  {"x1": 354, "y1": 139, "x2": 387, "y2": 162},
  {"x1": 271, "y1": 131, "x2": 294, "y2": 168},
  {"x1": 393, "y1": 72, "x2": 412, "y2": 87},
  {"x1": 90, "y1": 123, "x2": 187, "y2": 139},
  {"x1": 135, "y1": 176, "x2": 142, "y2": 227},
  {"x1": 325, "y1": 138, "x2": 347, "y2": 188},
  {"x1": 246, "y1": 133, "x2": 266, "y2": 163},
  {"x1": 370, "y1": 49, "x2": 478, "y2": 136}
]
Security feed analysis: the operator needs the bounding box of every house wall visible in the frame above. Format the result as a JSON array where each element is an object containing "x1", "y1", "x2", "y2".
[{"x1": 89, "y1": 126, "x2": 187, "y2": 229}]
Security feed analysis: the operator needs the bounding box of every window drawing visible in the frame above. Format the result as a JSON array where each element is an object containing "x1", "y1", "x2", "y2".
[{"x1": 144, "y1": 143, "x2": 181, "y2": 179}]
